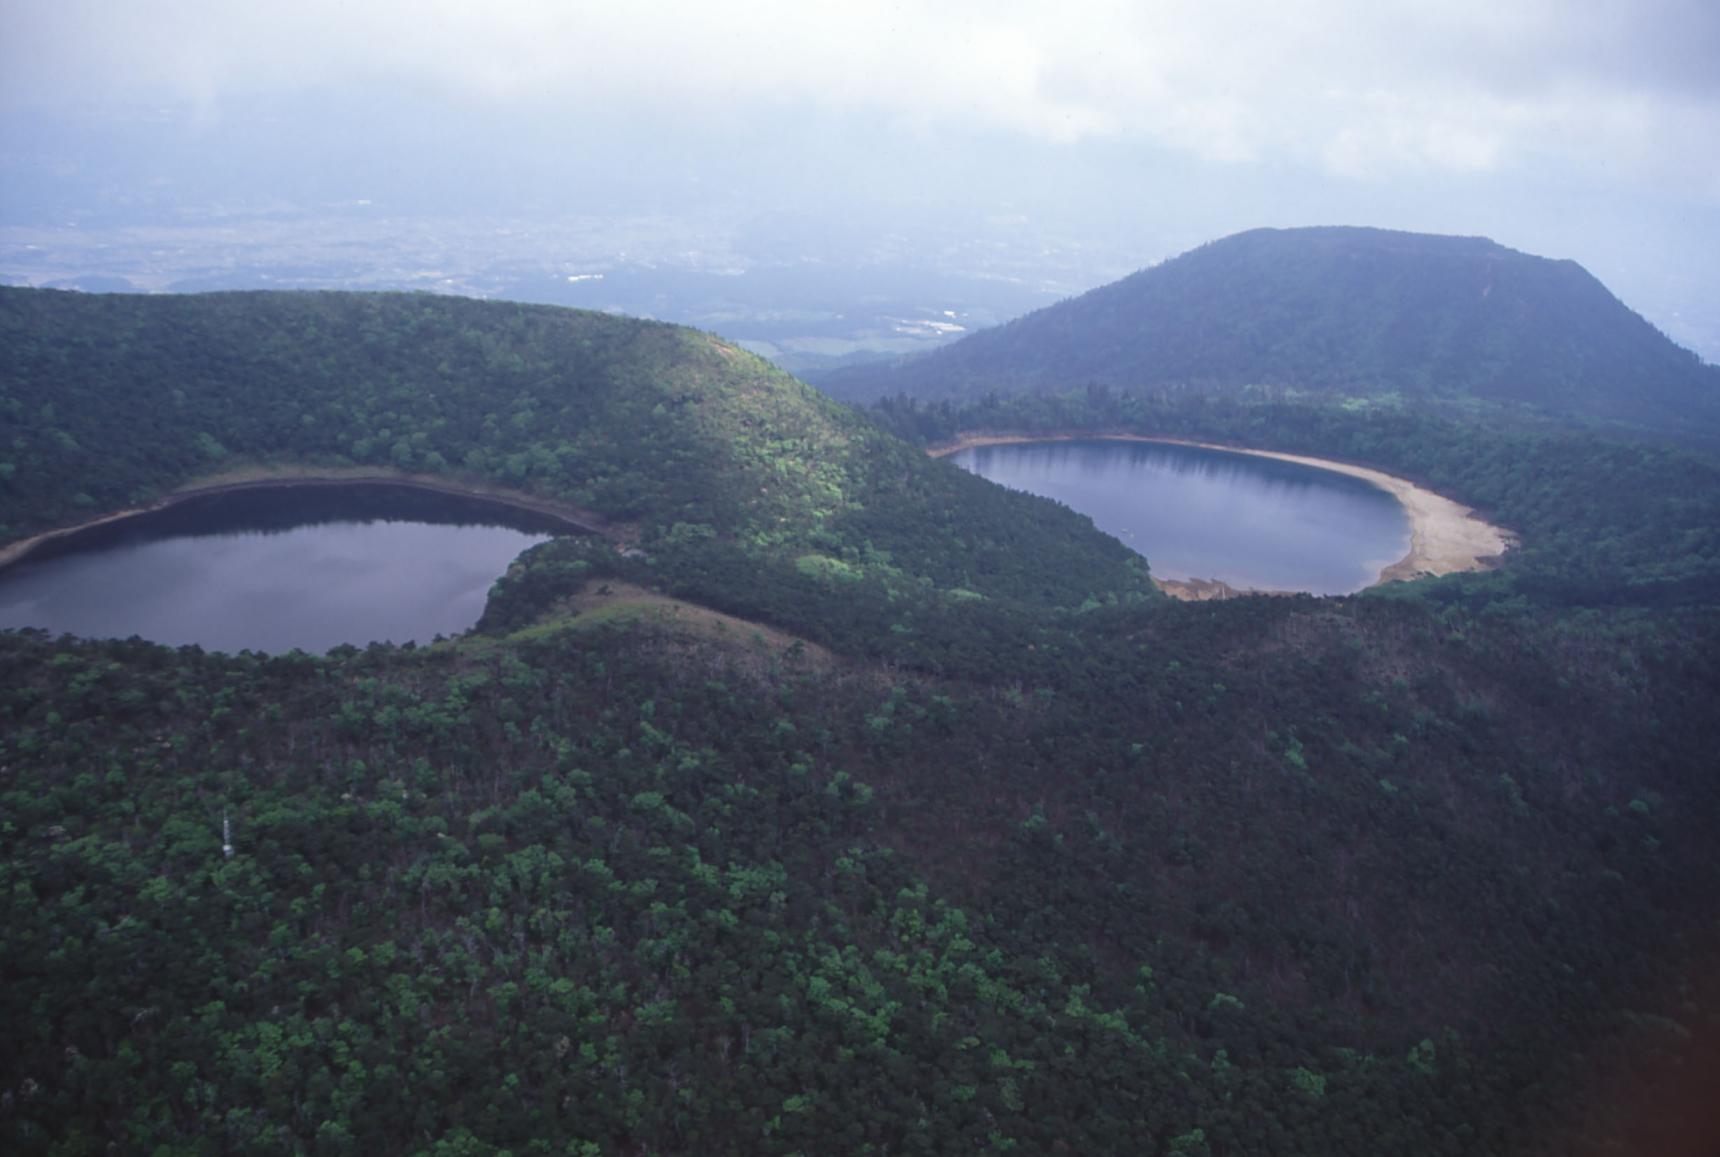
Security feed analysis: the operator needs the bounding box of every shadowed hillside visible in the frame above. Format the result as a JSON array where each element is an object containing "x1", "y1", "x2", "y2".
[{"x1": 823, "y1": 227, "x2": 1720, "y2": 439}]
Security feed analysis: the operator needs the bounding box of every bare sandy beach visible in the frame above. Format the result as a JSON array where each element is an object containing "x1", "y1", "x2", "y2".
[{"x1": 928, "y1": 432, "x2": 1516, "y2": 597}]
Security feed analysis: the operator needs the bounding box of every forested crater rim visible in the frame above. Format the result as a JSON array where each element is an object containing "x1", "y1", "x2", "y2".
[
  {"x1": 929, "y1": 431, "x2": 1516, "y2": 595},
  {"x1": 0, "y1": 465, "x2": 617, "y2": 575}
]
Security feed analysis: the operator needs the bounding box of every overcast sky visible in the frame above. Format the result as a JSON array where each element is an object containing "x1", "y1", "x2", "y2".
[{"x1": 3, "y1": 0, "x2": 1717, "y2": 354}]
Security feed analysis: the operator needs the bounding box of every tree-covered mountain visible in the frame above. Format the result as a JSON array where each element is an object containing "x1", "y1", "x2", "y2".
[
  {"x1": 0, "y1": 287, "x2": 1150, "y2": 612},
  {"x1": 822, "y1": 227, "x2": 1720, "y2": 439},
  {"x1": 3, "y1": 288, "x2": 1720, "y2": 1155}
]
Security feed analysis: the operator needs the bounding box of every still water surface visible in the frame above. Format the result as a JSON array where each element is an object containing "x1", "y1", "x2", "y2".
[
  {"x1": 950, "y1": 440, "x2": 1410, "y2": 594},
  {"x1": 0, "y1": 485, "x2": 565, "y2": 653}
]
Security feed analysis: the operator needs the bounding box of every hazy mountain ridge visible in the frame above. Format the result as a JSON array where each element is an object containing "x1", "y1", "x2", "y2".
[{"x1": 824, "y1": 226, "x2": 1720, "y2": 438}]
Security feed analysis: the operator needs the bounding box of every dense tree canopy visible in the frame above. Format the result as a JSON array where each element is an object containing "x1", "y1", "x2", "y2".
[{"x1": 3, "y1": 288, "x2": 1719, "y2": 1154}]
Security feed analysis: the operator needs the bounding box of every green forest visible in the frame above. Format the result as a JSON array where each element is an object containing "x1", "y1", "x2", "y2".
[{"x1": 3, "y1": 287, "x2": 1719, "y2": 1155}]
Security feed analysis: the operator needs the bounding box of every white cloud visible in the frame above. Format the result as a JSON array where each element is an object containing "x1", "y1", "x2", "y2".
[{"x1": 3, "y1": 0, "x2": 1716, "y2": 195}]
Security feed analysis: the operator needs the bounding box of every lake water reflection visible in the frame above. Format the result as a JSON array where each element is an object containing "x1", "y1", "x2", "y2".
[
  {"x1": 0, "y1": 484, "x2": 567, "y2": 653},
  {"x1": 949, "y1": 440, "x2": 1410, "y2": 594}
]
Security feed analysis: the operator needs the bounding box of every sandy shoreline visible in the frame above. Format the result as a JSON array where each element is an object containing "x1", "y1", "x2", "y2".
[
  {"x1": 0, "y1": 465, "x2": 618, "y2": 574},
  {"x1": 928, "y1": 431, "x2": 1516, "y2": 596}
]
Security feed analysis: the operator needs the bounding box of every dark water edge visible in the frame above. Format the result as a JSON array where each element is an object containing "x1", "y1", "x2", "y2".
[
  {"x1": 950, "y1": 439, "x2": 1411, "y2": 595},
  {"x1": 0, "y1": 483, "x2": 568, "y2": 653}
]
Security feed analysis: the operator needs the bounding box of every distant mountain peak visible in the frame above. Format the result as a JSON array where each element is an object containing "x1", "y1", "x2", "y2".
[{"x1": 823, "y1": 226, "x2": 1718, "y2": 438}]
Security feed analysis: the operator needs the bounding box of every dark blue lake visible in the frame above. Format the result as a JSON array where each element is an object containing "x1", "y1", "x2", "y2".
[
  {"x1": 949, "y1": 440, "x2": 1411, "y2": 594},
  {"x1": 0, "y1": 484, "x2": 567, "y2": 653}
]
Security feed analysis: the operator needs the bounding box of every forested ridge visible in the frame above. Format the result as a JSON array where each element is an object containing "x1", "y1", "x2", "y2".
[
  {"x1": 821, "y1": 227, "x2": 1720, "y2": 443},
  {"x1": 3, "y1": 288, "x2": 1720, "y2": 1154},
  {"x1": 0, "y1": 286, "x2": 1151, "y2": 611}
]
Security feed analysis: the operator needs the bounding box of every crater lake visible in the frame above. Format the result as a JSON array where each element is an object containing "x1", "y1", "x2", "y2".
[
  {"x1": 0, "y1": 483, "x2": 570, "y2": 653},
  {"x1": 947, "y1": 439, "x2": 1412, "y2": 595}
]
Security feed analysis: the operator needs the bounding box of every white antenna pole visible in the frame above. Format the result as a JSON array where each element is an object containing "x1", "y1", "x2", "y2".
[{"x1": 223, "y1": 808, "x2": 234, "y2": 860}]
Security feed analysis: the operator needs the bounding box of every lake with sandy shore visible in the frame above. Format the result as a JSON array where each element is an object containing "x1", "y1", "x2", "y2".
[{"x1": 937, "y1": 434, "x2": 1513, "y2": 597}]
